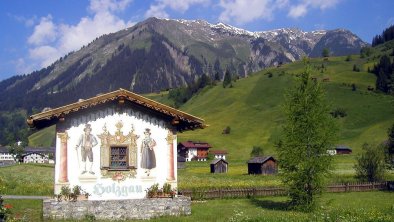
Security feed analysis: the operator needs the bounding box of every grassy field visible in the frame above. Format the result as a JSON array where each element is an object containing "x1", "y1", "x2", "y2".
[
  {"x1": 29, "y1": 43, "x2": 394, "y2": 165},
  {"x1": 176, "y1": 55, "x2": 394, "y2": 161},
  {"x1": 28, "y1": 125, "x2": 55, "y2": 147},
  {"x1": 2, "y1": 191, "x2": 393, "y2": 221},
  {"x1": 1, "y1": 199, "x2": 43, "y2": 221},
  {"x1": 0, "y1": 164, "x2": 54, "y2": 195},
  {"x1": 0, "y1": 162, "x2": 392, "y2": 195}
]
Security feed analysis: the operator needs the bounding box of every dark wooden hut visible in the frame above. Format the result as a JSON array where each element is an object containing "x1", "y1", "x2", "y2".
[
  {"x1": 210, "y1": 158, "x2": 228, "y2": 173},
  {"x1": 335, "y1": 145, "x2": 352, "y2": 154},
  {"x1": 177, "y1": 155, "x2": 186, "y2": 169},
  {"x1": 247, "y1": 156, "x2": 277, "y2": 175}
]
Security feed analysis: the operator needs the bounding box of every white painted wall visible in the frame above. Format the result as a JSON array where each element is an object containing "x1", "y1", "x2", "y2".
[
  {"x1": 214, "y1": 154, "x2": 226, "y2": 160},
  {"x1": 0, "y1": 153, "x2": 15, "y2": 161},
  {"x1": 23, "y1": 153, "x2": 49, "y2": 163},
  {"x1": 186, "y1": 148, "x2": 197, "y2": 161},
  {"x1": 55, "y1": 111, "x2": 177, "y2": 200}
]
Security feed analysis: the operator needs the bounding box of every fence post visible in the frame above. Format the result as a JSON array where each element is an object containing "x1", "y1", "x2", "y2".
[{"x1": 345, "y1": 183, "x2": 349, "y2": 192}]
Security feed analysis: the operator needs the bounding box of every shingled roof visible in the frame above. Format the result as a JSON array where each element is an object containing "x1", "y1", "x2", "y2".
[
  {"x1": 27, "y1": 88, "x2": 206, "y2": 131},
  {"x1": 247, "y1": 156, "x2": 276, "y2": 164},
  {"x1": 178, "y1": 141, "x2": 212, "y2": 149}
]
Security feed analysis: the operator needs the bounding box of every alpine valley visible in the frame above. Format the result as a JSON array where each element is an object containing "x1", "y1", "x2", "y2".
[{"x1": 0, "y1": 17, "x2": 367, "y2": 113}]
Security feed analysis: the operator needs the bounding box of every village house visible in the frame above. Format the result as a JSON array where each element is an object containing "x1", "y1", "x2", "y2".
[
  {"x1": 247, "y1": 156, "x2": 278, "y2": 175},
  {"x1": 210, "y1": 150, "x2": 228, "y2": 160},
  {"x1": 0, "y1": 146, "x2": 15, "y2": 165},
  {"x1": 0, "y1": 146, "x2": 55, "y2": 164},
  {"x1": 22, "y1": 147, "x2": 55, "y2": 164},
  {"x1": 177, "y1": 141, "x2": 211, "y2": 161},
  {"x1": 27, "y1": 88, "x2": 205, "y2": 220}
]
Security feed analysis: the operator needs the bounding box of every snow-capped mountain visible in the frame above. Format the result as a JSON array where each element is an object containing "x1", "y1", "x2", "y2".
[{"x1": 0, "y1": 17, "x2": 367, "y2": 112}]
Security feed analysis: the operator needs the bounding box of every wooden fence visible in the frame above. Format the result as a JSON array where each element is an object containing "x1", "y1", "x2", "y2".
[{"x1": 179, "y1": 181, "x2": 390, "y2": 200}]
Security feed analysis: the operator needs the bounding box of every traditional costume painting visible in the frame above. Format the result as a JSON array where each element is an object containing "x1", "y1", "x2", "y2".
[
  {"x1": 140, "y1": 128, "x2": 156, "y2": 175},
  {"x1": 75, "y1": 124, "x2": 98, "y2": 175}
]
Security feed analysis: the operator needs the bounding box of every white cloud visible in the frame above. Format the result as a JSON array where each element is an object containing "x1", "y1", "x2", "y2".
[
  {"x1": 145, "y1": 4, "x2": 169, "y2": 18},
  {"x1": 288, "y1": 4, "x2": 307, "y2": 18},
  {"x1": 24, "y1": 0, "x2": 135, "y2": 73},
  {"x1": 28, "y1": 15, "x2": 57, "y2": 45},
  {"x1": 218, "y1": 0, "x2": 291, "y2": 24},
  {"x1": 14, "y1": 58, "x2": 36, "y2": 75},
  {"x1": 8, "y1": 14, "x2": 37, "y2": 27},
  {"x1": 89, "y1": 0, "x2": 132, "y2": 14},
  {"x1": 145, "y1": 0, "x2": 210, "y2": 18},
  {"x1": 304, "y1": 0, "x2": 340, "y2": 10},
  {"x1": 288, "y1": 0, "x2": 341, "y2": 18},
  {"x1": 29, "y1": 45, "x2": 60, "y2": 68}
]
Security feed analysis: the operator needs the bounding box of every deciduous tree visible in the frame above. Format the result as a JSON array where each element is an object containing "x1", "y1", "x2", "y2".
[
  {"x1": 250, "y1": 146, "x2": 264, "y2": 157},
  {"x1": 355, "y1": 143, "x2": 386, "y2": 182},
  {"x1": 277, "y1": 59, "x2": 336, "y2": 211},
  {"x1": 384, "y1": 123, "x2": 394, "y2": 168}
]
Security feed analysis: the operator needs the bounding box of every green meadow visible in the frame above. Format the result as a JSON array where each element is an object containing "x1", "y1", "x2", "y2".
[
  {"x1": 2, "y1": 191, "x2": 393, "y2": 221},
  {"x1": 0, "y1": 164, "x2": 53, "y2": 195},
  {"x1": 27, "y1": 44, "x2": 394, "y2": 187},
  {"x1": 7, "y1": 42, "x2": 394, "y2": 221},
  {"x1": 175, "y1": 55, "x2": 394, "y2": 161}
]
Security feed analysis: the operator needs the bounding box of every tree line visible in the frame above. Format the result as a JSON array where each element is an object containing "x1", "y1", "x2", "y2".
[
  {"x1": 372, "y1": 25, "x2": 394, "y2": 47},
  {"x1": 373, "y1": 55, "x2": 394, "y2": 94}
]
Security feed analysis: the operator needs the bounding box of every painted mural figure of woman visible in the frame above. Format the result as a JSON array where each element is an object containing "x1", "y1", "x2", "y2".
[{"x1": 140, "y1": 128, "x2": 156, "y2": 175}]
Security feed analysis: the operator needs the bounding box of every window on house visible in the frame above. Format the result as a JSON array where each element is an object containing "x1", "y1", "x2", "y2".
[{"x1": 110, "y1": 146, "x2": 128, "y2": 169}]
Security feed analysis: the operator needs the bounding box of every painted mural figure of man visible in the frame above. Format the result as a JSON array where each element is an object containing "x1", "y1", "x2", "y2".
[
  {"x1": 140, "y1": 128, "x2": 156, "y2": 176},
  {"x1": 76, "y1": 124, "x2": 98, "y2": 175}
]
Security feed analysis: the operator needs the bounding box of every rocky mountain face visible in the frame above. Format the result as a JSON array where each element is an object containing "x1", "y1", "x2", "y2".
[{"x1": 0, "y1": 17, "x2": 368, "y2": 112}]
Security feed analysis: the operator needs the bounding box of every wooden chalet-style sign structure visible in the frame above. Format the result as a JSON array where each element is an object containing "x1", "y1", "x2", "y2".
[
  {"x1": 335, "y1": 145, "x2": 352, "y2": 155},
  {"x1": 247, "y1": 156, "x2": 278, "y2": 175},
  {"x1": 210, "y1": 150, "x2": 228, "y2": 160},
  {"x1": 27, "y1": 88, "x2": 205, "y2": 200},
  {"x1": 210, "y1": 158, "x2": 228, "y2": 173},
  {"x1": 177, "y1": 141, "x2": 212, "y2": 161}
]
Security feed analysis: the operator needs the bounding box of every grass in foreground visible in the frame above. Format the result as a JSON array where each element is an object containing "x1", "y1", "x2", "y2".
[
  {"x1": 0, "y1": 164, "x2": 54, "y2": 195},
  {"x1": 5, "y1": 191, "x2": 394, "y2": 221},
  {"x1": 1, "y1": 161, "x2": 392, "y2": 195},
  {"x1": 146, "y1": 191, "x2": 394, "y2": 222},
  {"x1": 1, "y1": 199, "x2": 42, "y2": 221}
]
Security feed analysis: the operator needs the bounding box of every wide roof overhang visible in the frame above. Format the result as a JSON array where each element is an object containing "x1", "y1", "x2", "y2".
[{"x1": 27, "y1": 88, "x2": 206, "y2": 131}]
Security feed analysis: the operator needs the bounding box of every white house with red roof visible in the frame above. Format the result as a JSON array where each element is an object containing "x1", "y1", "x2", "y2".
[{"x1": 177, "y1": 141, "x2": 212, "y2": 161}]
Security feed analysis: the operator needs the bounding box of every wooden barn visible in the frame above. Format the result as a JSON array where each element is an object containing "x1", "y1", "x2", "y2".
[
  {"x1": 335, "y1": 145, "x2": 352, "y2": 154},
  {"x1": 177, "y1": 155, "x2": 186, "y2": 169},
  {"x1": 247, "y1": 156, "x2": 277, "y2": 175},
  {"x1": 210, "y1": 158, "x2": 228, "y2": 173}
]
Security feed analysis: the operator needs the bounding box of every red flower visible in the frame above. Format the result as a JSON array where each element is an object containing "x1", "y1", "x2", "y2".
[{"x1": 3, "y1": 204, "x2": 12, "y2": 209}]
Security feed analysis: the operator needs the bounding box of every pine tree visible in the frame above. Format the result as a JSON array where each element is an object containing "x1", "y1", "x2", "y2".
[
  {"x1": 322, "y1": 48, "x2": 330, "y2": 58},
  {"x1": 223, "y1": 70, "x2": 232, "y2": 88},
  {"x1": 277, "y1": 58, "x2": 336, "y2": 211},
  {"x1": 374, "y1": 55, "x2": 393, "y2": 93}
]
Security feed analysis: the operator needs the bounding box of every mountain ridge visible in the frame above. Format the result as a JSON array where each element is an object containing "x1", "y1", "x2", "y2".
[{"x1": 0, "y1": 17, "x2": 367, "y2": 113}]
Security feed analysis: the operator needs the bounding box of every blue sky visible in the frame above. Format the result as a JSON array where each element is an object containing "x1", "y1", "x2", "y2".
[{"x1": 0, "y1": 0, "x2": 393, "y2": 80}]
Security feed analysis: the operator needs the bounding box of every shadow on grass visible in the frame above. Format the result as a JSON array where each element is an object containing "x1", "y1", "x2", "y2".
[{"x1": 249, "y1": 197, "x2": 289, "y2": 211}]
